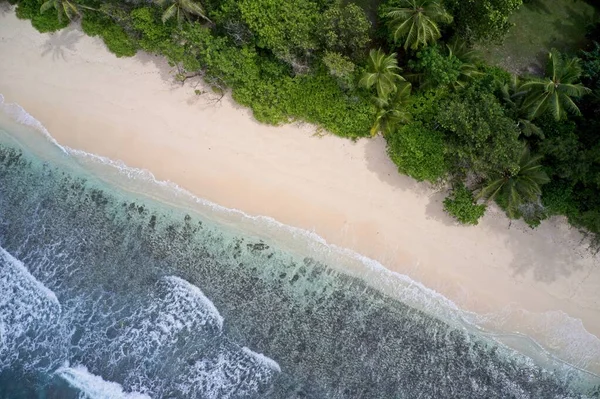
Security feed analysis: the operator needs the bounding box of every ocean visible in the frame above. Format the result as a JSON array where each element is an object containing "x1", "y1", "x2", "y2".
[{"x1": 0, "y1": 96, "x2": 599, "y2": 398}]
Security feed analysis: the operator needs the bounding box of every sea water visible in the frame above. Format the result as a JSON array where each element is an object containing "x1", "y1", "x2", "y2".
[{"x1": 0, "y1": 97, "x2": 599, "y2": 398}]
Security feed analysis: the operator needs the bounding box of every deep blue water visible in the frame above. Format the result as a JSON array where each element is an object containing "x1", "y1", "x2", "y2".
[{"x1": 0, "y1": 120, "x2": 599, "y2": 398}]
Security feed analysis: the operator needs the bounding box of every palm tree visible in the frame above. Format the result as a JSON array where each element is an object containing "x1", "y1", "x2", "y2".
[
  {"x1": 500, "y1": 75, "x2": 544, "y2": 138},
  {"x1": 476, "y1": 145, "x2": 550, "y2": 219},
  {"x1": 521, "y1": 49, "x2": 591, "y2": 121},
  {"x1": 385, "y1": 0, "x2": 452, "y2": 50},
  {"x1": 40, "y1": 0, "x2": 81, "y2": 22},
  {"x1": 359, "y1": 49, "x2": 406, "y2": 101},
  {"x1": 370, "y1": 82, "x2": 412, "y2": 136},
  {"x1": 445, "y1": 39, "x2": 482, "y2": 89},
  {"x1": 154, "y1": 0, "x2": 211, "y2": 25}
]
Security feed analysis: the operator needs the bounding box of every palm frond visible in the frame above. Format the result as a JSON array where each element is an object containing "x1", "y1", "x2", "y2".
[{"x1": 162, "y1": 3, "x2": 178, "y2": 23}]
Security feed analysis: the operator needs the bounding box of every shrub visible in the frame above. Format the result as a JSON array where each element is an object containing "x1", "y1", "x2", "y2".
[
  {"x1": 82, "y1": 13, "x2": 137, "y2": 57},
  {"x1": 16, "y1": 0, "x2": 68, "y2": 33},
  {"x1": 443, "y1": 184, "x2": 487, "y2": 225},
  {"x1": 101, "y1": 24, "x2": 137, "y2": 57},
  {"x1": 386, "y1": 122, "x2": 447, "y2": 182}
]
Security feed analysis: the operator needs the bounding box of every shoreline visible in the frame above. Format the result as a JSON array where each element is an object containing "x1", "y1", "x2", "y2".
[{"x1": 2, "y1": 11, "x2": 600, "y2": 373}]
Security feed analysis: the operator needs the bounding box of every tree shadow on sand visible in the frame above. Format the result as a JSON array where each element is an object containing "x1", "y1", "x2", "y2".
[
  {"x1": 501, "y1": 217, "x2": 597, "y2": 284},
  {"x1": 41, "y1": 26, "x2": 84, "y2": 61},
  {"x1": 363, "y1": 135, "x2": 598, "y2": 286},
  {"x1": 363, "y1": 136, "x2": 455, "y2": 225}
]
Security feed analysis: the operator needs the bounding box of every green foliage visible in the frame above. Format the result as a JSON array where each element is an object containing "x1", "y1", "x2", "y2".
[
  {"x1": 238, "y1": 0, "x2": 320, "y2": 65},
  {"x1": 131, "y1": 7, "x2": 173, "y2": 53},
  {"x1": 40, "y1": 0, "x2": 81, "y2": 22},
  {"x1": 370, "y1": 82, "x2": 412, "y2": 136},
  {"x1": 437, "y1": 82, "x2": 522, "y2": 176},
  {"x1": 476, "y1": 145, "x2": 550, "y2": 219},
  {"x1": 381, "y1": 0, "x2": 452, "y2": 50},
  {"x1": 445, "y1": 0, "x2": 523, "y2": 43},
  {"x1": 404, "y1": 88, "x2": 448, "y2": 126},
  {"x1": 386, "y1": 121, "x2": 447, "y2": 182},
  {"x1": 521, "y1": 49, "x2": 591, "y2": 121},
  {"x1": 359, "y1": 49, "x2": 405, "y2": 100},
  {"x1": 321, "y1": 2, "x2": 371, "y2": 60},
  {"x1": 581, "y1": 42, "x2": 600, "y2": 85},
  {"x1": 154, "y1": 0, "x2": 210, "y2": 25},
  {"x1": 234, "y1": 69, "x2": 374, "y2": 137},
  {"x1": 82, "y1": 13, "x2": 137, "y2": 57},
  {"x1": 16, "y1": 0, "x2": 68, "y2": 32},
  {"x1": 322, "y1": 51, "x2": 356, "y2": 90},
  {"x1": 100, "y1": 23, "x2": 138, "y2": 58},
  {"x1": 443, "y1": 183, "x2": 487, "y2": 225},
  {"x1": 409, "y1": 44, "x2": 462, "y2": 89}
]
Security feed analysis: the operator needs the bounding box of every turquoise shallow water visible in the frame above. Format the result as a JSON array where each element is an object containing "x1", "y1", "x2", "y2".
[{"x1": 0, "y1": 100, "x2": 599, "y2": 398}]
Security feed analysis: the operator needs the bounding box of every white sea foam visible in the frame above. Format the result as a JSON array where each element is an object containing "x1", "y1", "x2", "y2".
[
  {"x1": 0, "y1": 246, "x2": 60, "y2": 307},
  {"x1": 242, "y1": 347, "x2": 281, "y2": 373},
  {"x1": 0, "y1": 245, "x2": 62, "y2": 370},
  {"x1": 162, "y1": 275, "x2": 224, "y2": 330},
  {"x1": 0, "y1": 93, "x2": 67, "y2": 153},
  {"x1": 56, "y1": 365, "x2": 151, "y2": 399},
  {"x1": 2, "y1": 96, "x2": 600, "y2": 381}
]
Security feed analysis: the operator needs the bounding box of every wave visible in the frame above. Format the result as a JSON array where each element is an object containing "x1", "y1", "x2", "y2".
[
  {"x1": 0, "y1": 245, "x2": 62, "y2": 371},
  {"x1": 242, "y1": 347, "x2": 282, "y2": 373},
  {"x1": 56, "y1": 365, "x2": 151, "y2": 399},
  {"x1": 0, "y1": 94, "x2": 66, "y2": 153},
  {"x1": 162, "y1": 276, "x2": 224, "y2": 330},
  {"x1": 1, "y1": 93, "x2": 599, "y2": 381}
]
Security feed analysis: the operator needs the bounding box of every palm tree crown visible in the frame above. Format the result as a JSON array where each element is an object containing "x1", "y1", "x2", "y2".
[
  {"x1": 370, "y1": 82, "x2": 412, "y2": 136},
  {"x1": 476, "y1": 145, "x2": 550, "y2": 218},
  {"x1": 386, "y1": 0, "x2": 452, "y2": 50},
  {"x1": 359, "y1": 49, "x2": 405, "y2": 100},
  {"x1": 40, "y1": 0, "x2": 81, "y2": 22},
  {"x1": 521, "y1": 49, "x2": 591, "y2": 121},
  {"x1": 154, "y1": 0, "x2": 211, "y2": 25},
  {"x1": 500, "y1": 75, "x2": 544, "y2": 138}
]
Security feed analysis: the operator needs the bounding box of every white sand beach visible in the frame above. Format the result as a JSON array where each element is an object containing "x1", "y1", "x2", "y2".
[{"x1": 1, "y1": 10, "x2": 599, "y2": 373}]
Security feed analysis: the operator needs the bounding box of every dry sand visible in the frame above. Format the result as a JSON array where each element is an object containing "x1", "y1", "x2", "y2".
[{"x1": 1, "y1": 10, "x2": 599, "y2": 373}]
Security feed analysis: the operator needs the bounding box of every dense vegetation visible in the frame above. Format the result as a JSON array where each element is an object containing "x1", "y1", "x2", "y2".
[{"x1": 6, "y1": 0, "x2": 600, "y2": 243}]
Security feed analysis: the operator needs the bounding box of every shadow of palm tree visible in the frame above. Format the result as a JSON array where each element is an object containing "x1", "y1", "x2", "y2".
[{"x1": 41, "y1": 26, "x2": 83, "y2": 61}]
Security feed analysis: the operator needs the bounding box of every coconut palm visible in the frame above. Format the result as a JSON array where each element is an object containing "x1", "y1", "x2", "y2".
[
  {"x1": 359, "y1": 49, "x2": 406, "y2": 101},
  {"x1": 476, "y1": 145, "x2": 550, "y2": 219},
  {"x1": 40, "y1": 0, "x2": 82, "y2": 22},
  {"x1": 521, "y1": 48, "x2": 591, "y2": 121},
  {"x1": 370, "y1": 82, "x2": 412, "y2": 136},
  {"x1": 500, "y1": 75, "x2": 544, "y2": 138},
  {"x1": 446, "y1": 39, "x2": 482, "y2": 88},
  {"x1": 154, "y1": 0, "x2": 211, "y2": 25},
  {"x1": 385, "y1": 0, "x2": 452, "y2": 50}
]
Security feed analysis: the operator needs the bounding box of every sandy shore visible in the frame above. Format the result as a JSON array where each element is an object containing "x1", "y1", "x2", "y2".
[{"x1": 1, "y1": 10, "x2": 600, "y2": 372}]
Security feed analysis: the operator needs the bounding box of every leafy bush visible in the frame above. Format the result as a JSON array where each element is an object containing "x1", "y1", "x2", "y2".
[
  {"x1": 445, "y1": 0, "x2": 523, "y2": 43},
  {"x1": 409, "y1": 45, "x2": 462, "y2": 89},
  {"x1": 322, "y1": 51, "x2": 356, "y2": 90},
  {"x1": 437, "y1": 82, "x2": 521, "y2": 176},
  {"x1": 386, "y1": 122, "x2": 447, "y2": 182},
  {"x1": 443, "y1": 184, "x2": 487, "y2": 225},
  {"x1": 130, "y1": 7, "x2": 172, "y2": 53},
  {"x1": 101, "y1": 23, "x2": 137, "y2": 57},
  {"x1": 82, "y1": 13, "x2": 137, "y2": 57},
  {"x1": 238, "y1": 0, "x2": 319, "y2": 62},
  {"x1": 321, "y1": 2, "x2": 371, "y2": 60},
  {"x1": 16, "y1": 0, "x2": 68, "y2": 32}
]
